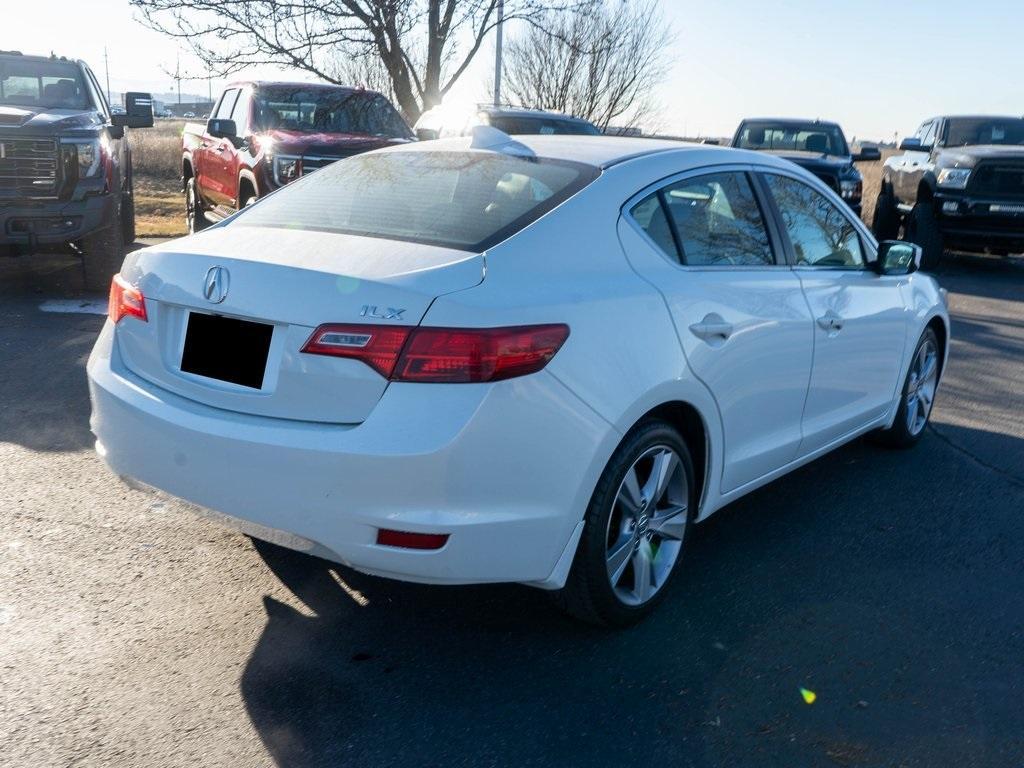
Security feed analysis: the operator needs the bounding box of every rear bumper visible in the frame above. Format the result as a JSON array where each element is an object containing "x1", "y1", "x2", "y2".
[
  {"x1": 87, "y1": 321, "x2": 612, "y2": 587},
  {"x1": 935, "y1": 193, "x2": 1024, "y2": 253},
  {"x1": 0, "y1": 193, "x2": 116, "y2": 250}
]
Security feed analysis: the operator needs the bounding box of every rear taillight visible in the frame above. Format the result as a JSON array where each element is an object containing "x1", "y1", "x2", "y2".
[
  {"x1": 301, "y1": 323, "x2": 569, "y2": 383},
  {"x1": 108, "y1": 274, "x2": 147, "y2": 324},
  {"x1": 300, "y1": 324, "x2": 412, "y2": 378}
]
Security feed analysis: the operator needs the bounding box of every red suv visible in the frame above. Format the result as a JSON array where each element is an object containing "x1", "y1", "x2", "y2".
[{"x1": 182, "y1": 81, "x2": 412, "y2": 232}]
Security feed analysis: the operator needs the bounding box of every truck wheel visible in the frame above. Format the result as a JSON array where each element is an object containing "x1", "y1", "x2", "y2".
[
  {"x1": 871, "y1": 183, "x2": 901, "y2": 241},
  {"x1": 120, "y1": 190, "x2": 136, "y2": 244},
  {"x1": 80, "y1": 217, "x2": 126, "y2": 292},
  {"x1": 904, "y1": 202, "x2": 944, "y2": 271},
  {"x1": 186, "y1": 177, "x2": 209, "y2": 233}
]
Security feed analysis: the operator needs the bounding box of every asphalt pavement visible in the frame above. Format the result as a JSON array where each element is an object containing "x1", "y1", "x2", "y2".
[{"x1": 1, "y1": 244, "x2": 1022, "y2": 767}]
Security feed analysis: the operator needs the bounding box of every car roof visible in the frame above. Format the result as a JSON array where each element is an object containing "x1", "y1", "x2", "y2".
[
  {"x1": 940, "y1": 114, "x2": 1024, "y2": 121},
  {"x1": 227, "y1": 80, "x2": 382, "y2": 96},
  {"x1": 740, "y1": 117, "x2": 842, "y2": 128},
  {"x1": 386, "y1": 133, "x2": 790, "y2": 170},
  {"x1": 0, "y1": 51, "x2": 84, "y2": 66},
  {"x1": 479, "y1": 105, "x2": 589, "y2": 122}
]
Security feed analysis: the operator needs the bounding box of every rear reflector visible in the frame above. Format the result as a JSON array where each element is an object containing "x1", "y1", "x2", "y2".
[
  {"x1": 301, "y1": 323, "x2": 569, "y2": 383},
  {"x1": 376, "y1": 529, "x2": 450, "y2": 550},
  {"x1": 108, "y1": 274, "x2": 147, "y2": 324}
]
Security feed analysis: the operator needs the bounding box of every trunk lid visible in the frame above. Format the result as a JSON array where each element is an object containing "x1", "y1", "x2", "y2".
[{"x1": 115, "y1": 226, "x2": 483, "y2": 423}]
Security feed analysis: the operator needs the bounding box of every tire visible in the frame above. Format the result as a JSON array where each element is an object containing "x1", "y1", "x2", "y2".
[
  {"x1": 120, "y1": 190, "x2": 136, "y2": 244},
  {"x1": 80, "y1": 216, "x2": 125, "y2": 292},
  {"x1": 874, "y1": 328, "x2": 941, "y2": 449},
  {"x1": 552, "y1": 419, "x2": 696, "y2": 627},
  {"x1": 241, "y1": 194, "x2": 258, "y2": 208},
  {"x1": 904, "y1": 202, "x2": 944, "y2": 271},
  {"x1": 871, "y1": 182, "x2": 901, "y2": 241},
  {"x1": 185, "y1": 177, "x2": 208, "y2": 234}
]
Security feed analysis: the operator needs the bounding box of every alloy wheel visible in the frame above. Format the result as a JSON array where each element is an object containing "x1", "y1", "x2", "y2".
[
  {"x1": 906, "y1": 337, "x2": 939, "y2": 435},
  {"x1": 604, "y1": 445, "x2": 688, "y2": 606}
]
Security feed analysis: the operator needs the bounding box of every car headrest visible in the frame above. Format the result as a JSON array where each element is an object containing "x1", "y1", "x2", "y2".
[{"x1": 805, "y1": 133, "x2": 828, "y2": 153}]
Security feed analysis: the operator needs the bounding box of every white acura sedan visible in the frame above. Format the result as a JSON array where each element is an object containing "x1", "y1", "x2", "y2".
[{"x1": 89, "y1": 129, "x2": 948, "y2": 625}]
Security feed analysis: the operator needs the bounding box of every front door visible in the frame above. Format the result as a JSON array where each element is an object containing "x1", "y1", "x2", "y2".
[
  {"x1": 619, "y1": 168, "x2": 814, "y2": 493},
  {"x1": 760, "y1": 172, "x2": 909, "y2": 454}
]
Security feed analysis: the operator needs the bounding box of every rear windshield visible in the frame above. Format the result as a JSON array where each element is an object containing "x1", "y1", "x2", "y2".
[
  {"x1": 0, "y1": 59, "x2": 91, "y2": 110},
  {"x1": 489, "y1": 115, "x2": 601, "y2": 136},
  {"x1": 253, "y1": 87, "x2": 411, "y2": 138},
  {"x1": 234, "y1": 150, "x2": 599, "y2": 251}
]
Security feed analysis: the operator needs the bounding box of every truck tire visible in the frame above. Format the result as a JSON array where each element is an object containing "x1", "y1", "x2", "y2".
[
  {"x1": 186, "y1": 177, "x2": 209, "y2": 234},
  {"x1": 871, "y1": 183, "x2": 901, "y2": 241},
  {"x1": 904, "y1": 202, "x2": 944, "y2": 271},
  {"x1": 80, "y1": 217, "x2": 125, "y2": 292}
]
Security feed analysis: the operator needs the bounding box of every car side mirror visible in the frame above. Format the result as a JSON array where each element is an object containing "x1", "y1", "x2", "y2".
[
  {"x1": 208, "y1": 118, "x2": 238, "y2": 140},
  {"x1": 415, "y1": 127, "x2": 439, "y2": 141},
  {"x1": 854, "y1": 146, "x2": 881, "y2": 162},
  {"x1": 899, "y1": 138, "x2": 931, "y2": 153},
  {"x1": 874, "y1": 241, "x2": 921, "y2": 275},
  {"x1": 112, "y1": 92, "x2": 154, "y2": 129}
]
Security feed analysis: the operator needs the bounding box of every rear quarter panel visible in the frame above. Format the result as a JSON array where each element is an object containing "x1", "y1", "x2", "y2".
[{"x1": 421, "y1": 151, "x2": 729, "y2": 521}]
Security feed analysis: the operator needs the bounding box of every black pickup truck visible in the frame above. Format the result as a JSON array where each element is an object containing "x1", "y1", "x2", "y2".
[
  {"x1": 0, "y1": 51, "x2": 153, "y2": 288},
  {"x1": 732, "y1": 118, "x2": 880, "y2": 215},
  {"x1": 873, "y1": 115, "x2": 1024, "y2": 268}
]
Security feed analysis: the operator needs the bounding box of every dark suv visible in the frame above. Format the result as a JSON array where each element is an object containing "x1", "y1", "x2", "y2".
[
  {"x1": 0, "y1": 51, "x2": 152, "y2": 288},
  {"x1": 732, "y1": 118, "x2": 880, "y2": 215},
  {"x1": 873, "y1": 115, "x2": 1024, "y2": 268}
]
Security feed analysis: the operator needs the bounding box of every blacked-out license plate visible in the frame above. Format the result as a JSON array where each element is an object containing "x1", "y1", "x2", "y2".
[{"x1": 180, "y1": 312, "x2": 273, "y2": 389}]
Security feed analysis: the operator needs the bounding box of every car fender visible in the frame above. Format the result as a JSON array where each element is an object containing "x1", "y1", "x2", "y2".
[{"x1": 884, "y1": 275, "x2": 950, "y2": 427}]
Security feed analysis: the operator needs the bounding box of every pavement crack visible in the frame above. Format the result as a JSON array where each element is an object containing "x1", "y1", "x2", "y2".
[{"x1": 928, "y1": 423, "x2": 1024, "y2": 489}]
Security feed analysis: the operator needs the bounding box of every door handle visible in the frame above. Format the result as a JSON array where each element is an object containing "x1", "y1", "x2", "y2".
[
  {"x1": 816, "y1": 313, "x2": 844, "y2": 332},
  {"x1": 689, "y1": 316, "x2": 734, "y2": 342}
]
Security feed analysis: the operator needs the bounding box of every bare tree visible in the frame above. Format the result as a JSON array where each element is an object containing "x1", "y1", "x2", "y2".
[
  {"x1": 129, "y1": 0, "x2": 573, "y2": 122},
  {"x1": 500, "y1": 0, "x2": 672, "y2": 132}
]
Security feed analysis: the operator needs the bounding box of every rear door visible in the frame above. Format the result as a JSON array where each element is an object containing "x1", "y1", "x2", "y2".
[
  {"x1": 619, "y1": 166, "x2": 814, "y2": 493},
  {"x1": 759, "y1": 171, "x2": 908, "y2": 454}
]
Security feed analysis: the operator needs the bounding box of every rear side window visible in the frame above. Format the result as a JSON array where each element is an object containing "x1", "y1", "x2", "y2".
[
  {"x1": 631, "y1": 171, "x2": 775, "y2": 267},
  {"x1": 235, "y1": 150, "x2": 599, "y2": 251}
]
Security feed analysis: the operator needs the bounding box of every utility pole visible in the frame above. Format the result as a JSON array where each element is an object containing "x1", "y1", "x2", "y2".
[
  {"x1": 493, "y1": 0, "x2": 504, "y2": 107},
  {"x1": 104, "y1": 47, "x2": 111, "y2": 104}
]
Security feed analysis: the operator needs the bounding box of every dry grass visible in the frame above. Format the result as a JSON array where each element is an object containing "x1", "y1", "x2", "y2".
[
  {"x1": 856, "y1": 148, "x2": 898, "y2": 227},
  {"x1": 129, "y1": 120, "x2": 187, "y2": 238}
]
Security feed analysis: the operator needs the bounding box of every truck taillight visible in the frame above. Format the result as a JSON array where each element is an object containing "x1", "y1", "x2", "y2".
[
  {"x1": 301, "y1": 324, "x2": 569, "y2": 383},
  {"x1": 108, "y1": 274, "x2": 147, "y2": 323}
]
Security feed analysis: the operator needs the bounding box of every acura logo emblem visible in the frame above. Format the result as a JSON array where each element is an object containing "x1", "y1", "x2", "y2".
[{"x1": 203, "y1": 266, "x2": 229, "y2": 304}]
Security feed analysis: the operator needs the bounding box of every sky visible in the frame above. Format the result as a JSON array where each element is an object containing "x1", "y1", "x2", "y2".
[{"x1": 5, "y1": 0, "x2": 1024, "y2": 140}]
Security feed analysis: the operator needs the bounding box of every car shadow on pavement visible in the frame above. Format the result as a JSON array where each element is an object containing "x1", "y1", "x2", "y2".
[{"x1": 238, "y1": 429, "x2": 1024, "y2": 768}]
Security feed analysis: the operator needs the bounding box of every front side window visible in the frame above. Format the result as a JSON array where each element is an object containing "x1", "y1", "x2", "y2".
[
  {"x1": 0, "y1": 59, "x2": 91, "y2": 110},
  {"x1": 234, "y1": 150, "x2": 599, "y2": 251},
  {"x1": 215, "y1": 89, "x2": 239, "y2": 120},
  {"x1": 631, "y1": 171, "x2": 775, "y2": 267},
  {"x1": 764, "y1": 174, "x2": 864, "y2": 268}
]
